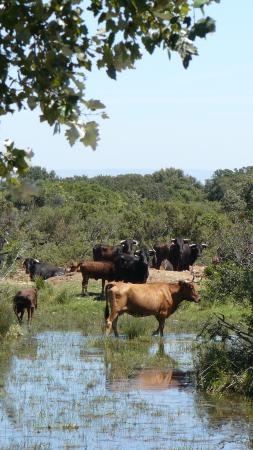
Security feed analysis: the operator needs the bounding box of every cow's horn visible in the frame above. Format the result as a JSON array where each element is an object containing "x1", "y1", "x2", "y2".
[
  {"x1": 189, "y1": 243, "x2": 197, "y2": 247},
  {"x1": 201, "y1": 243, "x2": 208, "y2": 248},
  {"x1": 34, "y1": 258, "x2": 40, "y2": 263},
  {"x1": 133, "y1": 240, "x2": 138, "y2": 245},
  {"x1": 120, "y1": 240, "x2": 126, "y2": 244},
  {"x1": 171, "y1": 238, "x2": 176, "y2": 242},
  {"x1": 183, "y1": 238, "x2": 190, "y2": 243}
]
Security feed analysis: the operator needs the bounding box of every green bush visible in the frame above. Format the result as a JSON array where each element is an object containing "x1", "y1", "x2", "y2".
[
  {"x1": 202, "y1": 262, "x2": 252, "y2": 304},
  {"x1": 0, "y1": 287, "x2": 15, "y2": 337}
]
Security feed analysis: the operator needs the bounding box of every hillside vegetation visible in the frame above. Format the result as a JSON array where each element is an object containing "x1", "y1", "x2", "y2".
[{"x1": 0, "y1": 166, "x2": 236, "y2": 267}]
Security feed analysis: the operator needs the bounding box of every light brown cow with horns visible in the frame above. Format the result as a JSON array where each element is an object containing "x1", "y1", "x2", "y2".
[{"x1": 105, "y1": 279, "x2": 200, "y2": 337}]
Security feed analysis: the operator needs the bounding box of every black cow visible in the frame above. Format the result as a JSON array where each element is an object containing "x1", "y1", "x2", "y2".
[
  {"x1": 152, "y1": 242, "x2": 170, "y2": 269},
  {"x1": 23, "y1": 258, "x2": 66, "y2": 281},
  {"x1": 93, "y1": 239, "x2": 138, "y2": 262},
  {"x1": 188, "y1": 243, "x2": 208, "y2": 268},
  {"x1": 153, "y1": 238, "x2": 207, "y2": 271},
  {"x1": 114, "y1": 249, "x2": 149, "y2": 283},
  {"x1": 153, "y1": 238, "x2": 189, "y2": 270}
]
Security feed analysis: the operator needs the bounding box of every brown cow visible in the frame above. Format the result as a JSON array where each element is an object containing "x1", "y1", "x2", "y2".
[
  {"x1": 13, "y1": 288, "x2": 38, "y2": 326},
  {"x1": 105, "y1": 281, "x2": 200, "y2": 337},
  {"x1": 71, "y1": 261, "x2": 116, "y2": 297}
]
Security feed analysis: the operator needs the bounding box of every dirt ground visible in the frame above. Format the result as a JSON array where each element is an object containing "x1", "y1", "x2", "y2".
[{"x1": 3, "y1": 265, "x2": 205, "y2": 287}]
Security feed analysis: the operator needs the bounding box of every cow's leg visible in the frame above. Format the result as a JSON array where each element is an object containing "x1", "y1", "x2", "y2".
[
  {"x1": 158, "y1": 317, "x2": 165, "y2": 337},
  {"x1": 152, "y1": 316, "x2": 165, "y2": 337},
  {"x1": 101, "y1": 279, "x2": 105, "y2": 299},
  {"x1": 112, "y1": 316, "x2": 119, "y2": 337},
  {"x1": 82, "y1": 275, "x2": 88, "y2": 296},
  {"x1": 106, "y1": 312, "x2": 119, "y2": 337},
  {"x1": 19, "y1": 309, "x2": 25, "y2": 324},
  {"x1": 13, "y1": 304, "x2": 19, "y2": 323}
]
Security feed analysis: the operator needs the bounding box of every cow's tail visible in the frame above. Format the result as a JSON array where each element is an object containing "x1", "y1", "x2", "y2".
[{"x1": 104, "y1": 282, "x2": 115, "y2": 320}]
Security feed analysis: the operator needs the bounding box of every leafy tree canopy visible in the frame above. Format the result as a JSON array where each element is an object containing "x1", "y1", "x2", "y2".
[
  {"x1": 0, "y1": 0, "x2": 219, "y2": 176},
  {"x1": 205, "y1": 167, "x2": 253, "y2": 214}
]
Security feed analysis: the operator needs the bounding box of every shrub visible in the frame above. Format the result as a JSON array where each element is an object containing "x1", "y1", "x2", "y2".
[{"x1": 0, "y1": 286, "x2": 15, "y2": 337}]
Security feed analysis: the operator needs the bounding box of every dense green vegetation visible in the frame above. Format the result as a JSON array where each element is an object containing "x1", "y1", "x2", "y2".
[
  {"x1": 0, "y1": 166, "x2": 231, "y2": 267},
  {"x1": 1, "y1": 164, "x2": 253, "y2": 397}
]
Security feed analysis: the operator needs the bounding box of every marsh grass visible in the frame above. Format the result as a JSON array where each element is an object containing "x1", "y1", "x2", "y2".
[
  {"x1": 88, "y1": 337, "x2": 178, "y2": 381},
  {"x1": 0, "y1": 284, "x2": 17, "y2": 337},
  {"x1": 195, "y1": 339, "x2": 253, "y2": 396}
]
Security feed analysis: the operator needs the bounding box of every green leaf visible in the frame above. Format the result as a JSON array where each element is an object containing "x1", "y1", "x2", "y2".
[
  {"x1": 80, "y1": 121, "x2": 99, "y2": 150},
  {"x1": 193, "y1": 0, "x2": 210, "y2": 7},
  {"x1": 106, "y1": 65, "x2": 117, "y2": 80},
  {"x1": 85, "y1": 99, "x2": 106, "y2": 111},
  {"x1": 189, "y1": 17, "x2": 216, "y2": 40},
  {"x1": 27, "y1": 96, "x2": 37, "y2": 111},
  {"x1": 65, "y1": 124, "x2": 80, "y2": 146}
]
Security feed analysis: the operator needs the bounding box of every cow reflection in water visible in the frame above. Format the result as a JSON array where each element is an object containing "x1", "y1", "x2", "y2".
[
  {"x1": 105, "y1": 342, "x2": 191, "y2": 391},
  {"x1": 107, "y1": 368, "x2": 190, "y2": 392}
]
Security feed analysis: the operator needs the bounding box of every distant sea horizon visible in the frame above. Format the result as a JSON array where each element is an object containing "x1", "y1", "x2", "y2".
[{"x1": 56, "y1": 168, "x2": 214, "y2": 184}]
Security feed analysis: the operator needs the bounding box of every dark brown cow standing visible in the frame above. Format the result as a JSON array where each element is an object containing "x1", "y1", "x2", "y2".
[
  {"x1": 13, "y1": 288, "x2": 38, "y2": 326},
  {"x1": 71, "y1": 261, "x2": 116, "y2": 297},
  {"x1": 105, "y1": 281, "x2": 200, "y2": 337}
]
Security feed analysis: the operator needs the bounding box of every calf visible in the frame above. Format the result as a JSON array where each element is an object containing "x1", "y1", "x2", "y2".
[
  {"x1": 72, "y1": 261, "x2": 116, "y2": 297},
  {"x1": 13, "y1": 288, "x2": 38, "y2": 326},
  {"x1": 105, "y1": 281, "x2": 200, "y2": 337}
]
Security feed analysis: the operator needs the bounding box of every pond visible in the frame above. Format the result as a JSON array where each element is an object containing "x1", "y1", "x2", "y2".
[{"x1": 0, "y1": 331, "x2": 253, "y2": 449}]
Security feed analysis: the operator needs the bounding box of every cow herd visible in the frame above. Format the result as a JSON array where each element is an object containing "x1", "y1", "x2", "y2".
[{"x1": 11, "y1": 237, "x2": 205, "y2": 335}]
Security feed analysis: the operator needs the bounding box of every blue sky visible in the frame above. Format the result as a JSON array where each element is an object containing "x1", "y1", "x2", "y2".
[{"x1": 1, "y1": 0, "x2": 252, "y2": 181}]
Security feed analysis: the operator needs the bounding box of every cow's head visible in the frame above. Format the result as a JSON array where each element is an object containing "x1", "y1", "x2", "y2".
[
  {"x1": 190, "y1": 243, "x2": 208, "y2": 258},
  {"x1": 137, "y1": 249, "x2": 149, "y2": 265},
  {"x1": 120, "y1": 239, "x2": 138, "y2": 254},
  {"x1": 23, "y1": 258, "x2": 39, "y2": 273},
  {"x1": 171, "y1": 237, "x2": 188, "y2": 251},
  {"x1": 179, "y1": 280, "x2": 200, "y2": 303}
]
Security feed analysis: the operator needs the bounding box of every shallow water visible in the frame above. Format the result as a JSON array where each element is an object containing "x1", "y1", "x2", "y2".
[{"x1": 0, "y1": 331, "x2": 253, "y2": 449}]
